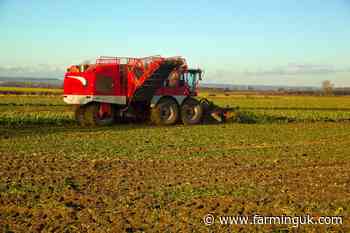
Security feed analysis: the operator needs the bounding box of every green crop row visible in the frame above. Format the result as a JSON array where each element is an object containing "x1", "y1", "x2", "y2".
[
  {"x1": 0, "y1": 111, "x2": 75, "y2": 126},
  {"x1": 0, "y1": 95, "x2": 64, "y2": 105},
  {"x1": 205, "y1": 95, "x2": 350, "y2": 110},
  {"x1": 1, "y1": 109, "x2": 349, "y2": 127},
  {"x1": 1, "y1": 94, "x2": 350, "y2": 126},
  {"x1": 235, "y1": 110, "x2": 350, "y2": 124}
]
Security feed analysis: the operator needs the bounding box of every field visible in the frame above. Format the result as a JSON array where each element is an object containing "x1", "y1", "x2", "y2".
[
  {"x1": 0, "y1": 92, "x2": 350, "y2": 232},
  {"x1": 0, "y1": 87, "x2": 62, "y2": 95}
]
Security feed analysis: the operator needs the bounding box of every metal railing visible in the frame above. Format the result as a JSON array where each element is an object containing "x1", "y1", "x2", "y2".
[{"x1": 96, "y1": 56, "x2": 163, "y2": 65}]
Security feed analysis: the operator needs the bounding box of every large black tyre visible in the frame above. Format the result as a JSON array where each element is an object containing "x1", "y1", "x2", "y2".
[
  {"x1": 80, "y1": 102, "x2": 115, "y2": 126},
  {"x1": 181, "y1": 98, "x2": 203, "y2": 125},
  {"x1": 150, "y1": 98, "x2": 179, "y2": 125}
]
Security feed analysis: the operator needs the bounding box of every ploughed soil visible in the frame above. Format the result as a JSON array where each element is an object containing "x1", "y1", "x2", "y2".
[{"x1": 1, "y1": 153, "x2": 349, "y2": 232}]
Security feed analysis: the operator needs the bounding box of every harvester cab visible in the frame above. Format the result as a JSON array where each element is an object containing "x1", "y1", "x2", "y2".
[{"x1": 182, "y1": 69, "x2": 202, "y2": 95}]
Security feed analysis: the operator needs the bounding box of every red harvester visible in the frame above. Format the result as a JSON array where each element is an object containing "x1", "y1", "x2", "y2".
[{"x1": 63, "y1": 56, "x2": 233, "y2": 126}]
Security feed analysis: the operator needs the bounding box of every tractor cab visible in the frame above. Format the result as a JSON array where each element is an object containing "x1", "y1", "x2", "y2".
[
  {"x1": 163, "y1": 68, "x2": 202, "y2": 96},
  {"x1": 182, "y1": 69, "x2": 202, "y2": 95}
]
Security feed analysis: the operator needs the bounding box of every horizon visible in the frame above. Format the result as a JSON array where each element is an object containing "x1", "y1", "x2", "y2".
[
  {"x1": 1, "y1": 0, "x2": 350, "y2": 87},
  {"x1": 0, "y1": 76, "x2": 345, "y2": 89}
]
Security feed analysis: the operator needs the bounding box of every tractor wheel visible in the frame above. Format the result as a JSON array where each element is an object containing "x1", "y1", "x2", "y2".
[
  {"x1": 150, "y1": 98, "x2": 179, "y2": 125},
  {"x1": 181, "y1": 98, "x2": 203, "y2": 125},
  {"x1": 83, "y1": 102, "x2": 115, "y2": 126},
  {"x1": 74, "y1": 105, "x2": 86, "y2": 126}
]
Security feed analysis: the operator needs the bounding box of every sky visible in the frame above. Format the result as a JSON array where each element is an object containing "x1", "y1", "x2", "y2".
[{"x1": 1, "y1": 0, "x2": 350, "y2": 87}]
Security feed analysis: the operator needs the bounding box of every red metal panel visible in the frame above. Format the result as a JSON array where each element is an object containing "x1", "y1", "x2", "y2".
[
  {"x1": 63, "y1": 71, "x2": 94, "y2": 95},
  {"x1": 63, "y1": 56, "x2": 189, "y2": 104},
  {"x1": 93, "y1": 64, "x2": 120, "y2": 96}
]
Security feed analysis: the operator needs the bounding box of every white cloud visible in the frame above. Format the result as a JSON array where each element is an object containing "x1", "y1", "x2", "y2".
[
  {"x1": 244, "y1": 63, "x2": 349, "y2": 76},
  {"x1": 203, "y1": 63, "x2": 350, "y2": 87},
  {"x1": 0, "y1": 64, "x2": 65, "y2": 78}
]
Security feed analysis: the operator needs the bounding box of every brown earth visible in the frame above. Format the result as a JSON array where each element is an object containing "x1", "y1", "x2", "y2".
[{"x1": 1, "y1": 153, "x2": 349, "y2": 232}]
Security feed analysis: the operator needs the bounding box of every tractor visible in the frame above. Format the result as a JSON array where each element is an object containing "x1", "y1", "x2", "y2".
[{"x1": 63, "y1": 56, "x2": 232, "y2": 126}]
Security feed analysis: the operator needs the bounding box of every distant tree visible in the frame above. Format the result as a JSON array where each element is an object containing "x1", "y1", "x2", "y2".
[{"x1": 322, "y1": 80, "x2": 334, "y2": 96}]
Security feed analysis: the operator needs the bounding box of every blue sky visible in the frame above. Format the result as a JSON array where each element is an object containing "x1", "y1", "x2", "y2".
[{"x1": 1, "y1": 0, "x2": 349, "y2": 86}]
